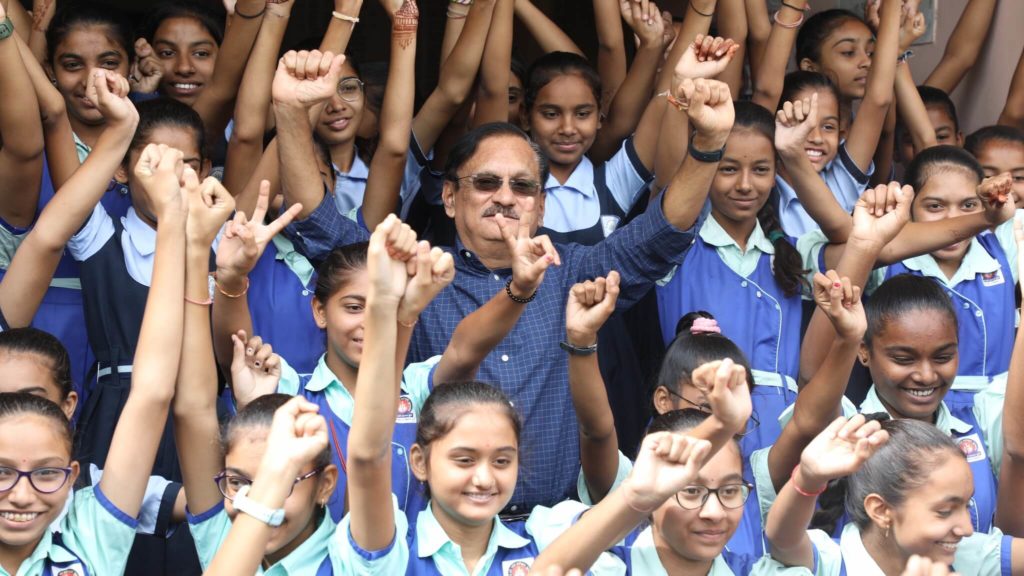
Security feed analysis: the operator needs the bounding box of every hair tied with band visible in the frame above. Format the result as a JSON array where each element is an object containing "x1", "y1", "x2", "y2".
[
  {"x1": 690, "y1": 318, "x2": 722, "y2": 335},
  {"x1": 767, "y1": 230, "x2": 787, "y2": 244}
]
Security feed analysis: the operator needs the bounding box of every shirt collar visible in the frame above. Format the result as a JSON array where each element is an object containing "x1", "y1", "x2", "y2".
[
  {"x1": 901, "y1": 238, "x2": 1000, "y2": 285},
  {"x1": 124, "y1": 207, "x2": 157, "y2": 257},
  {"x1": 838, "y1": 523, "x2": 886, "y2": 576},
  {"x1": 303, "y1": 355, "x2": 350, "y2": 394},
  {"x1": 266, "y1": 514, "x2": 334, "y2": 575},
  {"x1": 861, "y1": 386, "x2": 973, "y2": 435},
  {"x1": 774, "y1": 175, "x2": 799, "y2": 210},
  {"x1": 334, "y1": 152, "x2": 369, "y2": 180},
  {"x1": 415, "y1": 504, "x2": 531, "y2": 560},
  {"x1": 271, "y1": 234, "x2": 316, "y2": 287},
  {"x1": 699, "y1": 213, "x2": 775, "y2": 255},
  {"x1": 544, "y1": 156, "x2": 596, "y2": 197},
  {"x1": 454, "y1": 237, "x2": 505, "y2": 275}
]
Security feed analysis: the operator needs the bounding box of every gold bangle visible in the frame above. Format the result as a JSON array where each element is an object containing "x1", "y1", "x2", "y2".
[
  {"x1": 215, "y1": 276, "x2": 250, "y2": 299},
  {"x1": 331, "y1": 11, "x2": 360, "y2": 23}
]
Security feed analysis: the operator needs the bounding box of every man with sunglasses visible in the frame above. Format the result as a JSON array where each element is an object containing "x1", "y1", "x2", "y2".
[{"x1": 273, "y1": 50, "x2": 737, "y2": 516}]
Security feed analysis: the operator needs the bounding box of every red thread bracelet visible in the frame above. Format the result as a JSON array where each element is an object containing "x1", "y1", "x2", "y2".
[{"x1": 790, "y1": 465, "x2": 827, "y2": 497}]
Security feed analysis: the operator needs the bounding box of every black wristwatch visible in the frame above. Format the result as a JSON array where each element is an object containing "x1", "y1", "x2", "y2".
[
  {"x1": 560, "y1": 341, "x2": 598, "y2": 356},
  {"x1": 688, "y1": 142, "x2": 726, "y2": 163}
]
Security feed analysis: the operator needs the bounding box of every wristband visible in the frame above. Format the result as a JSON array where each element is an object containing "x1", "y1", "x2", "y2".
[
  {"x1": 450, "y1": 0, "x2": 473, "y2": 4},
  {"x1": 234, "y1": 3, "x2": 267, "y2": 19},
  {"x1": 505, "y1": 279, "x2": 537, "y2": 304},
  {"x1": 780, "y1": 0, "x2": 807, "y2": 11},
  {"x1": 688, "y1": 2, "x2": 713, "y2": 17},
  {"x1": 688, "y1": 142, "x2": 726, "y2": 163},
  {"x1": 232, "y1": 485, "x2": 285, "y2": 527},
  {"x1": 560, "y1": 341, "x2": 598, "y2": 356},
  {"x1": 331, "y1": 11, "x2": 360, "y2": 23},
  {"x1": 790, "y1": 465, "x2": 827, "y2": 497},
  {"x1": 897, "y1": 50, "x2": 914, "y2": 64},
  {"x1": 0, "y1": 18, "x2": 13, "y2": 41}
]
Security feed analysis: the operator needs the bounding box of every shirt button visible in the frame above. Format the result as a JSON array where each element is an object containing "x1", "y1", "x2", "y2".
[
  {"x1": 975, "y1": 310, "x2": 983, "y2": 317},
  {"x1": 741, "y1": 281, "x2": 748, "y2": 287},
  {"x1": 962, "y1": 302, "x2": 971, "y2": 309},
  {"x1": 755, "y1": 291, "x2": 762, "y2": 298},
  {"x1": 494, "y1": 274, "x2": 501, "y2": 281},
  {"x1": 510, "y1": 505, "x2": 518, "y2": 511},
  {"x1": 501, "y1": 354, "x2": 509, "y2": 362},
  {"x1": 396, "y1": 447, "x2": 404, "y2": 455},
  {"x1": 302, "y1": 289, "x2": 310, "y2": 296}
]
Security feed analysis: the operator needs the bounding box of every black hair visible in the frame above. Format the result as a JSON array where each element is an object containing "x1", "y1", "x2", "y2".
[
  {"x1": 144, "y1": 1, "x2": 225, "y2": 46},
  {"x1": 0, "y1": 329, "x2": 73, "y2": 401},
  {"x1": 510, "y1": 56, "x2": 527, "y2": 86},
  {"x1": 0, "y1": 392, "x2": 73, "y2": 453},
  {"x1": 129, "y1": 98, "x2": 207, "y2": 163},
  {"x1": 965, "y1": 125, "x2": 1024, "y2": 158},
  {"x1": 647, "y1": 409, "x2": 742, "y2": 456},
  {"x1": 47, "y1": 3, "x2": 134, "y2": 65},
  {"x1": 657, "y1": 312, "x2": 755, "y2": 398},
  {"x1": 726, "y1": 101, "x2": 809, "y2": 297},
  {"x1": 864, "y1": 274, "x2": 958, "y2": 347},
  {"x1": 443, "y1": 123, "x2": 550, "y2": 186},
  {"x1": 904, "y1": 145, "x2": 984, "y2": 199},
  {"x1": 313, "y1": 242, "x2": 369, "y2": 304},
  {"x1": 916, "y1": 85, "x2": 960, "y2": 134},
  {"x1": 796, "y1": 9, "x2": 869, "y2": 66},
  {"x1": 847, "y1": 419, "x2": 963, "y2": 529},
  {"x1": 524, "y1": 51, "x2": 602, "y2": 112},
  {"x1": 223, "y1": 393, "x2": 331, "y2": 470},
  {"x1": 779, "y1": 71, "x2": 841, "y2": 112}
]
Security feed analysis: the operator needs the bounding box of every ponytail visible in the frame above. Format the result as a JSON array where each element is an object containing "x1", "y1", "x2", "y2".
[{"x1": 757, "y1": 202, "x2": 808, "y2": 298}]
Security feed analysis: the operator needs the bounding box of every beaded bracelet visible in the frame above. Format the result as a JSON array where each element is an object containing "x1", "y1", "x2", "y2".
[{"x1": 505, "y1": 279, "x2": 537, "y2": 304}]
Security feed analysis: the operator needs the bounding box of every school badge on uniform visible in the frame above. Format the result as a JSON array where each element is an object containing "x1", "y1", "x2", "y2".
[
  {"x1": 53, "y1": 568, "x2": 81, "y2": 576},
  {"x1": 957, "y1": 433, "x2": 987, "y2": 463},
  {"x1": 503, "y1": 559, "x2": 533, "y2": 576},
  {"x1": 395, "y1": 395, "x2": 417, "y2": 423},
  {"x1": 601, "y1": 215, "x2": 620, "y2": 238},
  {"x1": 981, "y1": 269, "x2": 1005, "y2": 287}
]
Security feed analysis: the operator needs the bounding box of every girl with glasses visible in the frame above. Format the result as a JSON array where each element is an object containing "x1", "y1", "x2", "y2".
[{"x1": 0, "y1": 141, "x2": 194, "y2": 575}]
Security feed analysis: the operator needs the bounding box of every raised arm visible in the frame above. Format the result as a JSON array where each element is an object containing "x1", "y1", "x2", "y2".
[
  {"x1": 765, "y1": 415, "x2": 888, "y2": 569},
  {"x1": 593, "y1": 0, "x2": 627, "y2": 112},
  {"x1": 433, "y1": 203, "x2": 555, "y2": 383},
  {"x1": 273, "y1": 50, "x2": 347, "y2": 220},
  {"x1": 996, "y1": 216, "x2": 1024, "y2": 536},
  {"x1": 843, "y1": 0, "x2": 900, "y2": 173},
  {"x1": 320, "y1": 0, "x2": 363, "y2": 54},
  {"x1": 361, "y1": 0, "x2": 420, "y2": 230},
  {"x1": 745, "y1": 0, "x2": 771, "y2": 72},
  {"x1": 348, "y1": 216, "x2": 416, "y2": 551},
  {"x1": 531, "y1": 432, "x2": 712, "y2": 573},
  {"x1": 661, "y1": 78, "x2": 734, "y2": 229},
  {"x1": 588, "y1": 0, "x2": 667, "y2": 164},
  {"x1": 923, "y1": 0, "x2": 996, "y2": 93},
  {"x1": 204, "y1": 398, "x2": 329, "y2": 576},
  {"x1": 0, "y1": 70, "x2": 137, "y2": 328},
  {"x1": 999, "y1": 42, "x2": 1024, "y2": 131},
  {"x1": 767, "y1": 272, "x2": 866, "y2": 491},
  {"x1": 565, "y1": 272, "x2": 621, "y2": 503},
  {"x1": 715, "y1": 0, "x2": 747, "y2": 96},
  {"x1": 24, "y1": 0, "x2": 53, "y2": 65},
  {"x1": 0, "y1": 1, "x2": 44, "y2": 228},
  {"x1": 894, "y1": 65, "x2": 936, "y2": 157},
  {"x1": 473, "y1": 0, "x2": 513, "y2": 126},
  {"x1": 513, "y1": 0, "x2": 583, "y2": 55},
  {"x1": 191, "y1": 0, "x2": 263, "y2": 143},
  {"x1": 172, "y1": 162, "x2": 239, "y2": 518},
  {"x1": 222, "y1": 0, "x2": 294, "y2": 197},
  {"x1": 750, "y1": 0, "x2": 807, "y2": 111},
  {"x1": 99, "y1": 143, "x2": 188, "y2": 518}
]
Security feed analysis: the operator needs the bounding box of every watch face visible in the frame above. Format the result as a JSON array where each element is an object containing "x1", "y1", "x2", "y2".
[{"x1": 0, "y1": 21, "x2": 12, "y2": 39}]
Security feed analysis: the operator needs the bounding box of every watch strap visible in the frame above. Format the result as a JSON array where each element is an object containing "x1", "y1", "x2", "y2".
[
  {"x1": 233, "y1": 485, "x2": 285, "y2": 527},
  {"x1": 560, "y1": 340, "x2": 598, "y2": 356},
  {"x1": 688, "y1": 143, "x2": 726, "y2": 163},
  {"x1": 0, "y1": 18, "x2": 13, "y2": 41}
]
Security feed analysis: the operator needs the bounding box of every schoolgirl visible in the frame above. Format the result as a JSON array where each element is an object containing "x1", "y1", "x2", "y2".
[
  {"x1": 656, "y1": 101, "x2": 808, "y2": 401},
  {"x1": 0, "y1": 139, "x2": 191, "y2": 575},
  {"x1": 765, "y1": 417, "x2": 1024, "y2": 574},
  {"x1": 773, "y1": 0, "x2": 905, "y2": 237}
]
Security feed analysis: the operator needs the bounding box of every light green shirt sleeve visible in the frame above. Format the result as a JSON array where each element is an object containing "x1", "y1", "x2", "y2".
[
  {"x1": 334, "y1": 497, "x2": 410, "y2": 575},
  {"x1": 524, "y1": 500, "x2": 588, "y2": 550},
  {"x1": 804, "y1": 529, "x2": 844, "y2": 576},
  {"x1": 993, "y1": 209, "x2": 1024, "y2": 285},
  {"x1": 953, "y1": 529, "x2": 1012, "y2": 576},
  {"x1": 797, "y1": 230, "x2": 829, "y2": 288},
  {"x1": 748, "y1": 554, "x2": 819, "y2": 575},
  {"x1": 276, "y1": 356, "x2": 301, "y2": 396},
  {"x1": 750, "y1": 446, "x2": 778, "y2": 526},
  {"x1": 186, "y1": 503, "x2": 232, "y2": 570},
  {"x1": 59, "y1": 486, "x2": 139, "y2": 576},
  {"x1": 401, "y1": 355, "x2": 441, "y2": 414},
  {"x1": 973, "y1": 376, "x2": 1007, "y2": 477},
  {"x1": 577, "y1": 450, "x2": 632, "y2": 506}
]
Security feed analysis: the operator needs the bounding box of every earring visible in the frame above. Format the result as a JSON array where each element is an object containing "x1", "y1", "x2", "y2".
[{"x1": 884, "y1": 524, "x2": 890, "y2": 539}]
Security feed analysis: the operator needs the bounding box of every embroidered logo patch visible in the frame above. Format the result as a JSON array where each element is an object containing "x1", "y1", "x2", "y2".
[
  {"x1": 395, "y1": 395, "x2": 416, "y2": 423},
  {"x1": 957, "y1": 433, "x2": 987, "y2": 463},
  {"x1": 981, "y1": 269, "x2": 1005, "y2": 287},
  {"x1": 504, "y1": 559, "x2": 533, "y2": 576},
  {"x1": 55, "y1": 569, "x2": 80, "y2": 576},
  {"x1": 601, "y1": 215, "x2": 620, "y2": 238}
]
